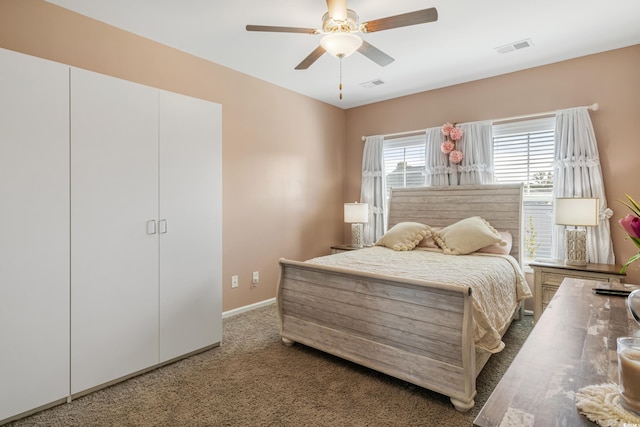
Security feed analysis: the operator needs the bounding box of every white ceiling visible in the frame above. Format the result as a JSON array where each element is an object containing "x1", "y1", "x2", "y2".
[{"x1": 47, "y1": 0, "x2": 640, "y2": 109}]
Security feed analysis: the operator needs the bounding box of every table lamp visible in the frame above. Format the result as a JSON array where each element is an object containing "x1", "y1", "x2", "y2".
[
  {"x1": 344, "y1": 202, "x2": 369, "y2": 248},
  {"x1": 554, "y1": 197, "x2": 599, "y2": 266}
]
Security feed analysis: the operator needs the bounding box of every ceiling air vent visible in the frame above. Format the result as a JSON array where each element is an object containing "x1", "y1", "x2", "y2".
[
  {"x1": 495, "y1": 38, "x2": 533, "y2": 54},
  {"x1": 360, "y1": 78, "x2": 385, "y2": 88}
]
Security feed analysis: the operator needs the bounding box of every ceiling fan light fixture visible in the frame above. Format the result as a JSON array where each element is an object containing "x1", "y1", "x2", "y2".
[{"x1": 320, "y1": 32, "x2": 363, "y2": 58}]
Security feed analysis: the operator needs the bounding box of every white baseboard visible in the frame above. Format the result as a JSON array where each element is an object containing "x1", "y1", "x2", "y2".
[{"x1": 222, "y1": 297, "x2": 276, "y2": 319}]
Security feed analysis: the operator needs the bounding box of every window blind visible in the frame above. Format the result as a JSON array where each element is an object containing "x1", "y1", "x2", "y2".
[
  {"x1": 493, "y1": 117, "x2": 555, "y2": 262},
  {"x1": 383, "y1": 134, "x2": 427, "y2": 195}
]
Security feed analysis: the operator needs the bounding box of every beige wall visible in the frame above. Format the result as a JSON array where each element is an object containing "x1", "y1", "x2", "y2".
[
  {"x1": 0, "y1": 0, "x2": 346, "y2": 312},
  {"x1": 3, "y1": 1, "x2": 640, "y2": 311},
  {"x1": 346, "y1": 45, "x2": 640, "y2": 285}
]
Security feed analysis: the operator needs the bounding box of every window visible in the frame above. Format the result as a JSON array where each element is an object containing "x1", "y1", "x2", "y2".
[
  {"x1": 379, "y1": 119, "x2": 556, "y2": 265},
  {"x1": 492, "y1": 117, "x2": 556, "y2": 264},
  {"x1": 383, "y1": 134, "x2": 427, "y2": 196}
]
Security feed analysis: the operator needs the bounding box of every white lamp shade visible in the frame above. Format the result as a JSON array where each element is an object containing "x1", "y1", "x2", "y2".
[
  {"x1": 320, "y1": 32, "x2": 363, "y2": 58},
  {"x1": 344, "y1": 202, "x2": 368, "y2": 223},
  {"x1": 555, "y1": 198, "x2": 600, "y2": 226}
]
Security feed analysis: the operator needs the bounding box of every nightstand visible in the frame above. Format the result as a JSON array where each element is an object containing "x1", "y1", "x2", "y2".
[
  {"x1": 330, "y1": 244, "x2": 365, "y2": 254},
  {"x1": 530, "y1": 259, "x2": 626, "y2": 322}
]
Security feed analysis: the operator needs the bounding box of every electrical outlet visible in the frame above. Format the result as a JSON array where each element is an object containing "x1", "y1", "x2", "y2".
[
  {"x1": 231, "y1": 275, "x2": 238, "y2": 288},
  {"x1": 252, "y1": 271, "x2": 259, "y2": 284}
]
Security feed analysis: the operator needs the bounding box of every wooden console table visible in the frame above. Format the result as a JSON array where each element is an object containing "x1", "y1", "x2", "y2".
[{"x1": 474, "y1": 277, "x2": 639, "y2": 427}]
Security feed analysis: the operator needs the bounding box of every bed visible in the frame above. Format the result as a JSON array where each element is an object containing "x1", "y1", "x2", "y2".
[{"x1": 276, "y1": 184, "x2": 531, "y2": 411}]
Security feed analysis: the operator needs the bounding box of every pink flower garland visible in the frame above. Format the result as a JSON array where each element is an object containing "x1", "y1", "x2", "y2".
[
  {"x1": 441, "y1": 140, "x2": 455, "y2": 154},
  {"x1": 449, "y1": 150, "x2": 463, "y2": 164},
  {"x1": 440, "y1": 122, "x2": 464, "y2": 164}
]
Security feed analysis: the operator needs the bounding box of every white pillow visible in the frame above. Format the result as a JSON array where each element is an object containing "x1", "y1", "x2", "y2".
[
  {"x1": 375, "y1": 222, "x2": 430, "y2": 251},
  {"x1": 434, "y1": 217, "x2": 505, "y2": 255},
  {"x1": 477, "y1": 231, "x2": 513, "y2": 255}
]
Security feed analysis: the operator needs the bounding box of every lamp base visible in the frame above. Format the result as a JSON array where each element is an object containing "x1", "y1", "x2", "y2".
[
  {"x1": 351, "y1": 223, "x2": 364, "y2": 248},
  {"x1": 565, "y1": 228, "x2": 587, "y2": 266}
]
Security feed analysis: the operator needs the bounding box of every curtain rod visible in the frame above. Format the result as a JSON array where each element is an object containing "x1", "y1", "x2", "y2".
[
  {"x1": 492, "y1": 102, "x2": 599, "y2": 124},
  {"x1": 360, "y1": 102, "x2": 599, "y2": 142}
]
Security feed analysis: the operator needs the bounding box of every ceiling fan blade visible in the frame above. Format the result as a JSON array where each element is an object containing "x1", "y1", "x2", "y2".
[
  {"x1": 362, "y1": 7, "x2": 438, "y2": 33},
  {"x1": 246, "y1": 25, "x2": 318, "y2": 34},
  {"x1": 295, "y1": 45, "x2": 326, "y2": 70},
  {"x1": 357, "y1": 40, "x2": 394, "y2": 67},
  {"x1": 326, "y1": 0, "x2": 348, "y2": 21}
]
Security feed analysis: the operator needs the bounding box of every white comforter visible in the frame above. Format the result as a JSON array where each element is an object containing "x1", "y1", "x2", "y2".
[{"x1": 307, "y1": 246, "x2": 531, "y2": 353}]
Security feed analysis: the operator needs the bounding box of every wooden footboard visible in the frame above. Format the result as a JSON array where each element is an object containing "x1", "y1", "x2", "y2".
[{"x1": 277, "y1": 258, "x2": 478, "y2": 412}]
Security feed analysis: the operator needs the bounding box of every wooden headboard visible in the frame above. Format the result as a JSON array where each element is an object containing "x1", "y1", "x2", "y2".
[{"x1": 387, "y1": 184, "x2": 524, "y2": 266}]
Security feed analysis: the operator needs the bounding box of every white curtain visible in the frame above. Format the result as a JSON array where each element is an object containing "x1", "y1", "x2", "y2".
[
  {"x1": 424, "y1": 127, "x2": 457, "y2": 186},
  {"x1": 360, "y1": 136, "x2": 387, "y2": 245},
  {"x1": 552, "y1": 107, "x2": 614, "y2": 264},
  {"x1": 425, "y1": 121, "x2": 495, "y2": 186},
  {"x1": 457, "y1": 121, "x2": 495, "y2": 185}
]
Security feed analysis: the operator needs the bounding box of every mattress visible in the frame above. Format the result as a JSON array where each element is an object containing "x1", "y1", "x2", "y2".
[{"x1": 306, "y1": 246, "x2": 531, "y2": 353}]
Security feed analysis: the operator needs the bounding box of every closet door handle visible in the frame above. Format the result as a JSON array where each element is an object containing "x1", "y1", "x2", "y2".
[
  {"x1": 159, "y1": 219, "x2": 168, "y2": 234},
  {"x1": 147, "y1": 219, "x2": 157, "y2": 235}
]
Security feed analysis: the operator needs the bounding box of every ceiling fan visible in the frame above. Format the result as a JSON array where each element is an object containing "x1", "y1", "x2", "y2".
[{"x1": 246, "y1": 0, "x2": 438, "y2": 70}]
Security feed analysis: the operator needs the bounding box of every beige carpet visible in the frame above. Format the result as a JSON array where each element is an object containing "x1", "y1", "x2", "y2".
[{"x1": 8, "y1": 303, "x2": 532, "y2": 427}]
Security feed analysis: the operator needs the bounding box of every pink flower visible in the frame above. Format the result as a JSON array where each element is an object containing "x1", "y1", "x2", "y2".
[
  {"x1": 449, "y1": 150, "x2": 463, "y2": 164},
  {"x1": 441, "y1": 122, "x2": 455, "y2": 137},
  {"x1": 620, "y1": 214, "x2": 640, "y2": 238},
  {"x1": 441, "y1": 140, "x2": 455, "y2": 154},
  {"x1": 449, "y1": 127, "x2": 463, "y2": 141}
]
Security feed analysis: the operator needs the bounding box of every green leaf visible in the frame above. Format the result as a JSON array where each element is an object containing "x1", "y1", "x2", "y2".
[
  {"x1": 627, "y1": 194, "x2": 640, "y2": 212},
  {"x1": 620, "y1": 201, "x2": 640, "y2": 217},
  {"x1": 621, "y1": 252, "x2": 640, "y2": 274},
  {"x1": 621, "y1": 194, "x2": 640, "y2": 217}
]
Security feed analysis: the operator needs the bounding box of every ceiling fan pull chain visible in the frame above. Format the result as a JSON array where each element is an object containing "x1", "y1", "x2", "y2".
[{"x1": 339, "y1": 54, "x2": 343, "y2": 100}]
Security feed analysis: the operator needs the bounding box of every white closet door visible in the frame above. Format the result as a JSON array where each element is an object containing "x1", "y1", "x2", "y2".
[
  {"x1": 158, "y1": 91, "x2": 222, "y2": 362},
  {"x1": 70, "y1": 68, "x2": 159, "y2": 394},
  {"x1": 0, "y1": 49, "x2": 70, "y2": 421}
]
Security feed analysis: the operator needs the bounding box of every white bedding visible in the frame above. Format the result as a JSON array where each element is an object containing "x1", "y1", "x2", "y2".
[{"x1": 307, "y1": 246, "x2": 531, "y2": 354}]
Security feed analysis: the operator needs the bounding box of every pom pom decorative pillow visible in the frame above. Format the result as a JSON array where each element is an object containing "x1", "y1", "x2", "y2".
[
  {"x1": 417, "y1": 226, "x2": 442, "y2": 248},
  {"x1": 434, "y1": 217, "x2": 504, "y2": 255},
  {"x1": 375, "y1": 222, "x2": 430, "y2": 251}
]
